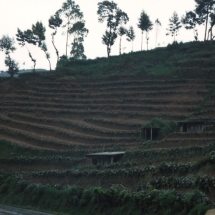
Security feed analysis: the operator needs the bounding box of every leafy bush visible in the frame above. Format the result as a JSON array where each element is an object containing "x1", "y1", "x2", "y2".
[{"x1": 0, "y1": 172, "x2": 213, "y2": 215}]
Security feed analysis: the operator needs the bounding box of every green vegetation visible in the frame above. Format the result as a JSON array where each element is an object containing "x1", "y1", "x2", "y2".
[
  {"x1": 54, "y1": 40, "x2": 215, "y2": 81},
  {"x1": 0, "y1": 172, "x2": 212, "y2": 215}
]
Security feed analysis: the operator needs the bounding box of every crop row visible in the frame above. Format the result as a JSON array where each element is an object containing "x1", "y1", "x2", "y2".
[
  {"x1": 11, "y1": 90, "x2": 201, "y2": 99},
  {"x1": 41, "y1": 108, "x2": 188, "y2": 119},
  {"x1": 0, "y1": 126, "x2": 76, "y2": 149},
  {"x1": 78, "y1": 79, "x2": 189, "y2": 87},
  {"x1": 6, "y1": 113, "x2": 139, "y2": 137},
  {"x1": 168, "y1": 132, "x2": 215, "y2": 138},
  {"x1": 84, "y1": 118, "x2": 142, "y2": 129},
  {"x1": 0, "y1": 124, "x2": 137, "y2": 145},
  {"x1": 1, "y1": 95, "x2": 202, "y2": 106},
  {"x1": 6, "y1": 102, "x2": 199, "y2": 112},
  {"x1": 37, "y1": 79, "x2": 188, "y2": 88},
  {"x1": 0, "y1": 107, "x2": 189, "y2": 119},
  {"x1": 1, "y1": 102, "x2": 164, "y2": 111},
  {"x1": 125, "y1": 144, "x2": 215, "y2": 160},
  {"x1": 140, "y1": 175, "x2": 215, "y2": 190},
  {"x1": 26, "y1": 157, "x2": 214, "y2": 178},
  {"x1": 15, "y1": 87, "x2": 86, "y2": 94},
  {"x1": 0, "y1": 138, "x2": 136, "y2": 157},
  {"x1": 0, "y1": 155, "x2": 87, "y2": 165},
  {"x1": 27, "y1": 85, "x2": 181, "y2": 93},
  {"x1": 145, "y1": 90, "x2": 207, "y2": 96},
  {"x1": 193, "y1": 109, "x2": 215, "y2": 115}
]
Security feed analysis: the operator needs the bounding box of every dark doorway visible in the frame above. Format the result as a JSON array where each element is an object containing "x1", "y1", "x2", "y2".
[
  {"x1": 145, "y1": 128, "x2": 151, "y2": 140},
  {"x1": 183, "y1": 124, "x2": 187, "y2": 132}
]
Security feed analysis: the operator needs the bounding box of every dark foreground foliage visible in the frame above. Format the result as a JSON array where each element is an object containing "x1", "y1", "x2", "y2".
[{"x1": 0, "y1": 172, "x2": 212, "y2": 215}]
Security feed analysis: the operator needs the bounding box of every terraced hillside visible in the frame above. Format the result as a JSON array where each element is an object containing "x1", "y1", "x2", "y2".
[
  {"x1": 0, "y1": 78, "x2": 212, "y2": 151},
  {"x1": 1, "y1": 41, "x2": 215, "y2": 214}
]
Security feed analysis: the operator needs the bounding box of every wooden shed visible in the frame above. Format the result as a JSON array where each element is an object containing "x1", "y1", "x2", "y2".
[
  {"x1": 85, "y1": 152, "x2": 125, "y2": 165},
  {"x1": 178, "y1": 121, "x2": 205, "y2": 133},
  {"x1": 140, "y1": 127, "x2": 161, "y2": 140}
]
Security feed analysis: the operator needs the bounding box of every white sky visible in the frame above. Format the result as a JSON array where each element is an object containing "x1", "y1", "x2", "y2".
[{"x1": 0, "y1": 0, "x2": 204, "y2": 71}]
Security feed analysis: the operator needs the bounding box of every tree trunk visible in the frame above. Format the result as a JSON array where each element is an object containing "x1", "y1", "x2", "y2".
[
  {"x1": 146, "y1": 33, "x2": 148, "y2": 51},
  {"x1": 66, "y1": 27, "x2": 69, "y2": 57},
  {"x1": 204, "y1": 5, "x2": 209, "y2": 41},
  {"x1": 119, "y1": 36, "x2": 121, "y2": 55},
  {"x1": 141, "y1": 31, "x2": 143, "y2": 51},
  {"x1": 155, "y1": 27, "x2": 158, "y2": 48},
  {"x1": 47, "y1": 58, "x2": 52, "y2": 71},
  {"x1": 107, "y1": 46, "x2": 110, "y2": 58},
  {"x1": 66, "y1": 18, "x2": 69, "y2": 57},
  {"x1": 51, "y1": 34, "x2": 59, "y2": 68},
  {"x1": 42, "y1": 50, "x2": 51, "y2": 71},
  {"x1": 210, "y1": 25, "x2": 213, "y2": 40},
  {"x1": 33, "y1": 61, "x2": 36, "y2": 72},
  {"x1": 25, "y1": 45, "x2": 36, "y2": 72},
  {"x1": 132, "y1": 40, "x2": 133, "y2": 52}
]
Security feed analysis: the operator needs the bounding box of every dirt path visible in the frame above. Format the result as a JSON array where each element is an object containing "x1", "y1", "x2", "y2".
[{"x1": 0, "y1": 204, "x2": 54, "y2": 215}]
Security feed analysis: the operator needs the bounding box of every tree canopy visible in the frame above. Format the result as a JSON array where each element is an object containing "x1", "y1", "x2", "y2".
[
  {"x1": 126, "y1": 26, "x2": 135, "y2": 52},
  {"x1": 181, "y1": 11, "x2": 203, "y2": 41},
  {"x1": 195, "y1": 0, "x2": 215, "y2": 40},
  {"x1": 98, "y1": 0, "x2": 129, "y2": 57},
  {"x1": 137, "y1": 10, "x2": 153, "y2": 50},
  {"x1": 5, "y1": 55, "x2": 19, "y2": 77},
  {"x1": 49, "y1": 12, "x2": 63, "y2": 66},
  {"x1": 166, "y1": 11, "x2": 182, "y2": 42},
  {"x1": 58, "y1": 0, "x2": 86, "y2": 57},
  {"x1": 0, "y1": 35, "x2": 16, "y2": 55}
]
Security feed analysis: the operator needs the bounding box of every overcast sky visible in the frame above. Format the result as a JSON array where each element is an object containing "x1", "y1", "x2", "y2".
[{"x1": 0, "y1": 0, "x2": 203, "y2": 71}]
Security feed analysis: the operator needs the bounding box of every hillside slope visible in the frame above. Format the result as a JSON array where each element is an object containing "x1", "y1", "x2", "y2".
[{"x1": 0, "y1": 41, "x2": 215, "y2": 214}]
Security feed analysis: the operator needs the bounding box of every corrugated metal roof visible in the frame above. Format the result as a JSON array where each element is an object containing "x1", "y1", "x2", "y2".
[{"x1": 86, "y1": 152, "x2": 125, "y2": 157}]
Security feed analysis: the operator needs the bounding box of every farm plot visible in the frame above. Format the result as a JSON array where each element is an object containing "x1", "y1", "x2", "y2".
[{"x1": 0, "y1": 77, "x2": 214, "y2": 193}]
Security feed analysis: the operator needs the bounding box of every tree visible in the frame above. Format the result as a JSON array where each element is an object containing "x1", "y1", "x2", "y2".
[
  {"x1": 32, "y1": 21, "x2": 51, "y2": 71},
  {"x1": 69, "y1": 21, "x2": 88, "y2": 42},
  {"x1": 118, "y1": 26, "x2": 127, "y2": 55},
  {"x1": 137, "y1": 10, "x2": 153, "y2": 51},
  {"x1": 40, "y1": 42, "x2": 52, "y2": 70},
  {"x1": 208, "y1": 12, "x2": 215, "y2": 39},
  {"x1": 69, "y1": 21, "x2": 88, "y2": 58},
  {"x1": 16, "y1": 28, "x2": 37, "y2": 72},
  {"x1": 70, "y1": 40, "x2": 86, "y2": 59},
  {"x1": 5, "y1": 55, "x2": 19, "y2": 78},
  {"x1": 102, "y1": 30, "x2": 117, "y2": 57},
  {"x1": 58, "y1": 0, "x2": 84, "y2": 57},
  {"x1": 195, "y1": 0, "x2": 215, "y2": 41},
  {"x1": 126, "y1": 26, "x2": 135, "y2": 52},
  {"x1": 0, "y1": 35, "x2": 18, "y2": 77},
  {"x1": 155, "y1": 18, "x2": 161, "y2": 47},
  {"x1": 0, "y1": 35, "x2": 16, "y2": 54},
  {"x1": 49, "y1": 12, "x2": 63, "y2": 66},
  {"x1": 166, "y1": 11, "x2": 182, "y2": 42},
  {"x1": 97, "y1": 0, "x2": 129, "y2": 57},
  {"x1": 181, "y1": 11, "x2": 203, "y2": 41}
]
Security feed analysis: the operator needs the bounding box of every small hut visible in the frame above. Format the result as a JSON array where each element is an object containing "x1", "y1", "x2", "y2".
[
  {"x1": 140, "y1": 127, "x2": 161, "y2": 140},
  {"x1": 85, "y1": 152, "x2": 125, "y2": 165},
  {"x1": 178, "y1": 121, "x2": 205, "y2": 133}
]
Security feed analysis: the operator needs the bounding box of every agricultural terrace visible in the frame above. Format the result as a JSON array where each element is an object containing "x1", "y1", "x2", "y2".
[{"x1": 0, "y1": 41, "x2": 215, "y2": 214}]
